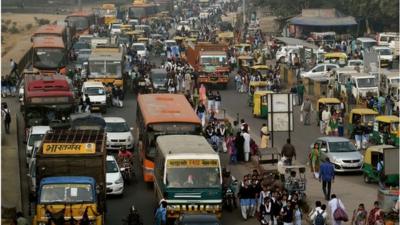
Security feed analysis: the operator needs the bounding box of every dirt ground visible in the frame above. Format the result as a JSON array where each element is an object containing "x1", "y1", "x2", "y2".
[{"x1": 1, "y1": 13, "x2": 65, "y2": 57}]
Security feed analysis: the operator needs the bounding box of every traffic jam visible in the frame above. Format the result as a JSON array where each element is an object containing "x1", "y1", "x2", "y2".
[{"x1": 1, "y1": 0, "x2": 399, "y2": 225}]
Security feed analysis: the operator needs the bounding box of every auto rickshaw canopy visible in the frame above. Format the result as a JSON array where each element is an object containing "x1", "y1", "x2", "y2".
[
  {"x1": 364, "y1": 145, "x2": 395, "y2": 165},
  {"x1": 317, "y1": 98, "x2": 340, "y2": 111},
  {"x1": 349, "y1": 108, "x2": 378, "y2": 124},
  {"x1": 251, "y1": 65, "x2": 269, "y2": 70},
  {"x1": 375, "y1": 115, "x2": 400, "y2": 123},
  {"x1": 218, "y1": 31, "x2": 234, "y2": 39},
  {"x1": 324, "y1": 52, "x2": 348, "y2": 60}
]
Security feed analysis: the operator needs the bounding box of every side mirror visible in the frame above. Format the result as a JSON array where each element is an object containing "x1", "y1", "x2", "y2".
[{"x1": 321, "y1": 148, "x2": 327, "y2": 152}]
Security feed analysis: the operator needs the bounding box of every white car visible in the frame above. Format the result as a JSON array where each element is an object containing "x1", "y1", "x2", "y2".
[
  {"x1": 27, "y1": 140, "x2": 41, "y2": 169},
  {"x1": 26, "y1": 126, "x2": 50, "y2": 164},
  {"x1": 131, "y1": 42, "x2": 148, "y2": 58},
  {"x1": 106, "y1": 155, "x2": 124, "y2": 195},
  {"x1": 347, "y1": 59, "x2": 364, "y2": 70},
  {"x1": 104, "y1": 117, "x2": 134, "y2": 150},
  {"x1": 81, "y1": 81, "x2": 107, "y2": 113},
  {"x1": 164, "y1": 40, "x2": 177, "y2": 51},
  {"x1": 110, "y1": 23, "x2": 122, "y2": 35},
  {"x1": 18, "y1": 79, "x2": 24, "y2": 103},
  {"x1": 372, "y1": 46, "x2": 393, "y2": 67},
  {"x1": 300, "y1": 63, "x2": 339, "y2": 78}
]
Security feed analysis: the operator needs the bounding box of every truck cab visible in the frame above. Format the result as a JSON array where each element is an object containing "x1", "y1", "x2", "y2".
[{"x1": 350, "y1": 73, "x2": 379, "y2": 100}]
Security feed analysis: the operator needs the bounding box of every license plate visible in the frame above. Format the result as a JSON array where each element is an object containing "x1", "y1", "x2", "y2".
[
  {"x1": 347, "y1": 163, "x2": 359, "y2": 167},
  {"x1": 92, "y1": 107, "x2": 99, "y2": 110}
]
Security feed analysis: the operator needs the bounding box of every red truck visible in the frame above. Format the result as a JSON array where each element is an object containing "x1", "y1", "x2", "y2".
[{"x1": 186, "y1": 42, "x2": 230, "y2": 88}]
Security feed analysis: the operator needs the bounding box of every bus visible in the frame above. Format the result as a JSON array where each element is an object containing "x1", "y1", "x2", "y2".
[
  {"x1": 31, "y1": 24, "x2": 73, "y2": 51},
  {"x1": 65, "y1": 11, "x2": 95, "y2": 35},
  {"x1": 87, "y1": 46, "x2": 124, "y2": 89},
  {"x1": 136, "y1": 94, "x2": 202, "y2": 182},
  {"x1": 124, "y1": 1, "x2": 159, "y2": 21},
  {"x1": 154, "y1": 135, "x2": 222, "y2": 218},
  {"x1": 32, "y1": 36, "x2": 67, "y2": 74}
]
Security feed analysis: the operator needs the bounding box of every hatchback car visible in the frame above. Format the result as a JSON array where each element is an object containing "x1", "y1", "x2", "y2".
[
  {"x1": 106, "y1": 155, "x2": 124, "y2": 195},
  {"x1": 301, "y1": 63, "x2": 339, "y2": 78},
  {"x1": 175, "y1": 213, "x2": 221, "y2": 225},
  {"x1": 310, "y1": 137, "x2": 364, "y2": 172},
  {"x1": 104, "y1": 117, "x2": 134, "y2": 150}
]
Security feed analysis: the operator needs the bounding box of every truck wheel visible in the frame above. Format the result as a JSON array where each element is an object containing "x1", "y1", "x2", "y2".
[{"x1": 363, "y1": 173, "x2": 371, "y2": 183}]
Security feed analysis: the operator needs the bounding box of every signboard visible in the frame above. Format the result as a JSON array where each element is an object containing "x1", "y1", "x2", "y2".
[
  {"x1": 43, "y1": 143, "x2": 96, "y2": 154},
  {"x1": 167, "y1": 159, "x2": 219, "y2": 168},
  {"x1": 267, "y1": 93, "x2": 293, "y2": 132}
]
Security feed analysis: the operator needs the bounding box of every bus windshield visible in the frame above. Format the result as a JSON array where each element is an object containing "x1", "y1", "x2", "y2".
[
  {"x1": 33, "y1": 48, "x2": 66, "y2": 69},
  {"x1": 39, "y1": 183, "x2": 93, "y2": 203},
  {"x1": 67, "y1": 16, "x2": 89, "y2": 31},
  {"x1": 166, "y1": 164, "x2": 221, "y2": 188}
]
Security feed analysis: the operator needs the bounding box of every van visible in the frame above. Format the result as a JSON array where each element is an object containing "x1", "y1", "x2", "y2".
[
  {"x1": 376, "y1": 32, "x2": 399, "y2": 46},
  {"x1": 356, "y1": 37, "x2": 377, "y2": 57},
  {"x1": 82, "y1": 81, "x2": 107, "y2": 113},
  {"x1": 380, "y1": 70, "x2": 400, "y2": 96},
  {"x1": 350, "y1": 73, "x2": 379, "y2": 100},
  {"x1": 26, "y1": 126, "x2": 50, "y2": 164},
  {"x1": 372, "y1": 46, "x2": 393, "y2": 68}
]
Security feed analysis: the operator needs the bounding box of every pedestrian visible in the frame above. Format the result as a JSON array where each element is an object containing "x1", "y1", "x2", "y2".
[
  {"x1": 352, "y1": 203, "x2": 368, "y2": 225},
  {"x1": 227, "y1": 135, "x2": 237, "y2": 164},
  {"x1": 354, "y1": 121, "x2": 363, "y2": 150},
  {"x1": 154, "y1": 200, "x2": 167, "y2": 225},
  {"x1": 319, "y1": 157, "x2": 335, "y2": 200},
  {"x1": 2, "y1": 103, "x2": 11, "y2": 134},
  {"x1": 367, "y1": 201, "x2": 384, "y2": 225},
  {"x1": 260, "y1": 197, "x2": 272, "y2": 225},
  {"x1": 321, "y1": 107, "x2": 331, "y2": 135},
  {"x1": 238, "y1": 176, "x2": 251, "y2": 220},
  {"x1": 301, "y1": 97, "x2": 313, "y2": 125},
  {"x1": 385, "y1": 94, "x2": 393, "y2": 115},
  {"x1": 196, "y1": 101, "x2": 206, "y2": 127},
  {"x1": 78, "y1": 93, "x2": 84, "y2": 113},
  {"x1": 207, "y1": 90, "x2": 215, "y2": 113},
  {"x1": 377, "y1": 95, "x2": 385, "y2": 115},
  {"x1": 9, "y1": 75, "x2": 17, "y2": 97},
  {"x1": 15, "y1": 212, "x2": 28, "y2": 225},
  {"x1": 242, "y1": 128, "x2": 251, "y2": 162},
  {"x1": 281, "y1": 138, "x2": 296, "y2": 165},
  {"x1": 309, "y1": 201, "x2": 327, "y2": 225},
  {"x1": 260, "y1": 123, "x2": 270, "y2": 148},
  {"x1": 84, "y1": 94, "x2": 91, "y2": 112},
  {"x1": 249, "y1": 178, "x2": 259, "y2": 218},
  {"x1": 293, "y1": 203, "x2": 302, "y2": 225},
  {"x1": 328, "y1": 194, "x2": 347, "y2": 225},
  {"x1": 280, "y1": 200, "x2": 294, "y2": 225},
  {"x1": 235, "y1": 131, "x2": 245, "y2": 162},
  {"x1": 296, "y1": 81, "x2": 305, "y2": 105},
  {"x1": 328, "y1": 115, "x2": 338, "y2": 136},
  {"x1": 214, "y1": 91, "x2": 221, "y2": 114},
  {"x1": 10, "y1": 59, "x2": 19, "y2": 78},
  {"x1": 271, "y1": 191, "x2": 282, "y2": 225}
]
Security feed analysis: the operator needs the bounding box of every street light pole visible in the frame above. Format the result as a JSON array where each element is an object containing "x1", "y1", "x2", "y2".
[{"x1": 242, "y1": 0, "x2": 245, "y2": 25}]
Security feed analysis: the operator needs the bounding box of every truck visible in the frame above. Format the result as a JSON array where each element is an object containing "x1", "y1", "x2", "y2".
[
  {"x1": 186, "y1": 42, "x2": 230, "y2": 88},
  {"x1": 32, "y1": 129, "x2": 106, "y2": 225},
  {"x1": 23, "y1": 74, "x2": 75, "y2": 131}
]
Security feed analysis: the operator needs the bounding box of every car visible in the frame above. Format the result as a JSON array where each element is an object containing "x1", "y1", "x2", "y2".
[
  {"x1": 300, "y1": 63, "x2": 339, "y2": 78},
  {"x1": 110, "y1": 23, "x2": 122, "y2": 35},
  {"x1": 106, "y1": 155, "x2": 124, "y2": 195},
  {"x1": 104, "y1": 117, "x2": 134, "y2": 150},
  {"x1": 310, "y1": 137, "x2": 364, "y2": 172},
  {"x1": 164, "y1": 39, "x2": 177, "y2": 51},
  {"x1": 372, "y1": 46, "x2": 393, "y2": 68},
  {"x1": 175, "y1": 213, "x2": 221, "y2": 225},
  {"x1": 26, "y1": 126, "x2": 50, "y2": 164},
  {"x1": 150, "y1": 68, "x2": 168, "y2": 92},
  {"x1": 131, "y1": 42, "x2": 148, "y2": 58}
]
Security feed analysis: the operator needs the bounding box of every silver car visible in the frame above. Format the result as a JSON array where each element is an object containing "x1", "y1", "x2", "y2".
[{"x1": 310, "y1": 137, "x2": 364, "y2": 172}]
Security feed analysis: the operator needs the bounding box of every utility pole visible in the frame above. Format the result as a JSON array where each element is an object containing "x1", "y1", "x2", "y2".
[{"x1": 242, "y1": 0, "x2": 245, "y2": 24}]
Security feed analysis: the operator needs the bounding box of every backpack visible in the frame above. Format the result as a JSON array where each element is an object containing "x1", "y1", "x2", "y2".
[
  {"x1": 315, "y1": 210, "x2": 325, "y2": 225},
  {"x1": 3, "y1": 109, "x2": 11, "y2": 122}
]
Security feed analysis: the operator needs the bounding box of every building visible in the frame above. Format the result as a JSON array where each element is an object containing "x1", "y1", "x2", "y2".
[{"x1": 285, "y1": 8, "x2": 357, "y2": 39}]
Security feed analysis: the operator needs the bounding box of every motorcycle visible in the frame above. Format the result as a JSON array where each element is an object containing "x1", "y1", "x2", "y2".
[
  {"x1": 120, "y1": 158, "x2": 134, "y2": 184},
  {"x1": 122, "y1": 205, "x2": 143, "y2": 225},
  {"x1": 223, "y1": 179, "x2": 238, "y2": 211}
]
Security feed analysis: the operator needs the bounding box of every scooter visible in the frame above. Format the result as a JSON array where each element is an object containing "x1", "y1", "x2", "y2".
[
  {"x1": 122, "y1": 205, "x2": 143, "y2": 225},
  {"x1": 223, "y1": 179, "x2": 238, "y2": 211}
]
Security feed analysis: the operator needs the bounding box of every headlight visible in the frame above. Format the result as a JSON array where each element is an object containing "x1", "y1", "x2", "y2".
[
  {"x1": 115, "y1": 177, "x2": 124, "y2": 184},
  {"x1": 332, "y1": 158, "x2": 341, "y2": 164}
]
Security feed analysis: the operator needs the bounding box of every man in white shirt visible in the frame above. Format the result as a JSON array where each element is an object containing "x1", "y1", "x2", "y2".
[
  {"x1": 309, "y1": 203, "x2": 328, "y2": 225},
  {"x1": 321, "y1": 107, "x2": 331, "y2": 134},
  {"x1": 328, "y1": 194, "x2": 346, "y2": 225},
  {"x1": 242, "y1": 129, "x2": 251, "y2": 162}
]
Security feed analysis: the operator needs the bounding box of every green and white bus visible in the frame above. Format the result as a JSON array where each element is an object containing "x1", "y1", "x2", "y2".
[{"x1": 154, "y1": 135, "x2": 222, "y2": 219}]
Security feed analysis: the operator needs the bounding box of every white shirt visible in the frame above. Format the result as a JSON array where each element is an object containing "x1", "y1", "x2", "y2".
[
  {"x1": 309, "y1": 207, "x2": 327, "y2": 224},
  {"x1": 322, "y1": 110, "x2": 331, "y2": 122},
  {"x1": 242, "y1": 132, "x2": 251, "y2": 153},
  {"x1": 328, "y1": 198, "x2": 345, "y2": 224}
]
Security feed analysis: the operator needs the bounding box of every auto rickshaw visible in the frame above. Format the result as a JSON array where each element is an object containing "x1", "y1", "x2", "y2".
[
  {"x1": 218, "y1": 31, "x2": 234, "y2": 45},
  {"x1": 348, "y1": 108, "x2": 378, "y2": 137},
  {"x1": 316, "y1": 98, "x2": 341, "y2": 123},
  {"x1": 362, "y1": 145, "x2": 399, "y2": 186},
  {"x1": 137, "y1": 37, "x2": 150, "y2": 45},
  {"x1": 237, "y1": 55, "x2": 254, "y2": 72},
  {"x1": 235, "y1": 43, "x2": 251, "y2": 56},
  {"x1": 174, "y1": 36, "x2": 185, "y2": 45},
  {"x1": 371, "y1": 115, "x2": 400, "y2": 146},
  {"x1": 125, "y1": 30, "x2": 145, "y2": 43},
  {"x1": 252, "y1": 90, "x2": 273, "y2": 118},
  {"x1": 277, "y1": 164, "x2": 307, "y2": 199},
  {"x1": 323, "y1": 52, "x2": 348, "y2": 67},
  {"x1": 251, "y1": 65, "x2": 271, "y2": 80}
]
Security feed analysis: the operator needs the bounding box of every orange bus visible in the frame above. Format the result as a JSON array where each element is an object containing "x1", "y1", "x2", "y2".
[
  {"x1": 65, "y1": 11, "x2": 95, "y2": 35},
  {"x1": 32, "y1": 24, "x2": 73, "y2": 50},
  {"x1": 32, "y1": 36, "x2": 67, "y2": 74},
  {"x1": 136, "y1": 94, "x2": 202, "y2": 182}
]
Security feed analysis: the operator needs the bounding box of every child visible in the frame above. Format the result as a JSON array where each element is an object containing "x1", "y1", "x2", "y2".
[{"x1": 293, "y1": 203, "x2": 302, "y2": 225}]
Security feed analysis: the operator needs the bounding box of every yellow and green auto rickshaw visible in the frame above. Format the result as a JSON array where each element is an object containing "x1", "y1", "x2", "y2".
[
  {"x1": 251, "y1": 65, "x2": 271, "y2": 80},
  {"x1": 252, "y1": 90, "x2": 274, "y2": 118},
  {"x1": 348, "y1": 108, "x2": 379, "y2": 137},
  {"x1": 371, "y1": 115, "x2": 400, "y2": 146},
  {"x1": 323, "y1": 52, "x2": 348, "y2": 67},
  {"x1": 316, "y1": 98, "x2": 341, "y2": 124},
  {"x1": 237, "y1": 55, "x2": 254, "y2": 72},
  {"x1": 362, "y1": 145, "x2": 399, "y2": 186}
]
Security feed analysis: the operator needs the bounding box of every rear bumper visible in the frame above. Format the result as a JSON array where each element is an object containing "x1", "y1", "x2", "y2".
[{"x1": 198, "y1": 76, "x2": 229, "y2": 84}]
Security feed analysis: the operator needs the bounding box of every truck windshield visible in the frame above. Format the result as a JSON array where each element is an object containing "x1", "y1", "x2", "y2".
[
  {"x1": 390, "y1": 78, "x2": 400, "y2": 85},
  {"x1": 377, "y1": 49, "x2": 391, "y2": 55},
  {"x1": 28, "y1": 134, "x2": 45, "y2": 146},
  {"x1": 357, "y1": 77, "x2": 376, "y2": 88},
  {"x1": 33, "y1": 48, "x2": 66, "y2": 69},
  {"x1": 67, "y1": 16, "x2": 89, "y2": 31},
  {"x1": 89, "y1": 61, "x2": 121, "y2": 77},
  {"x1": 166, "y1": 161, "x2": 221, "y2": 188},
  {"x1": 40, "y1": 184, "x2": 93, "y2": 203},
  {"x1": 200, "y1": 55, "x2": 227, "y2": 66}
]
